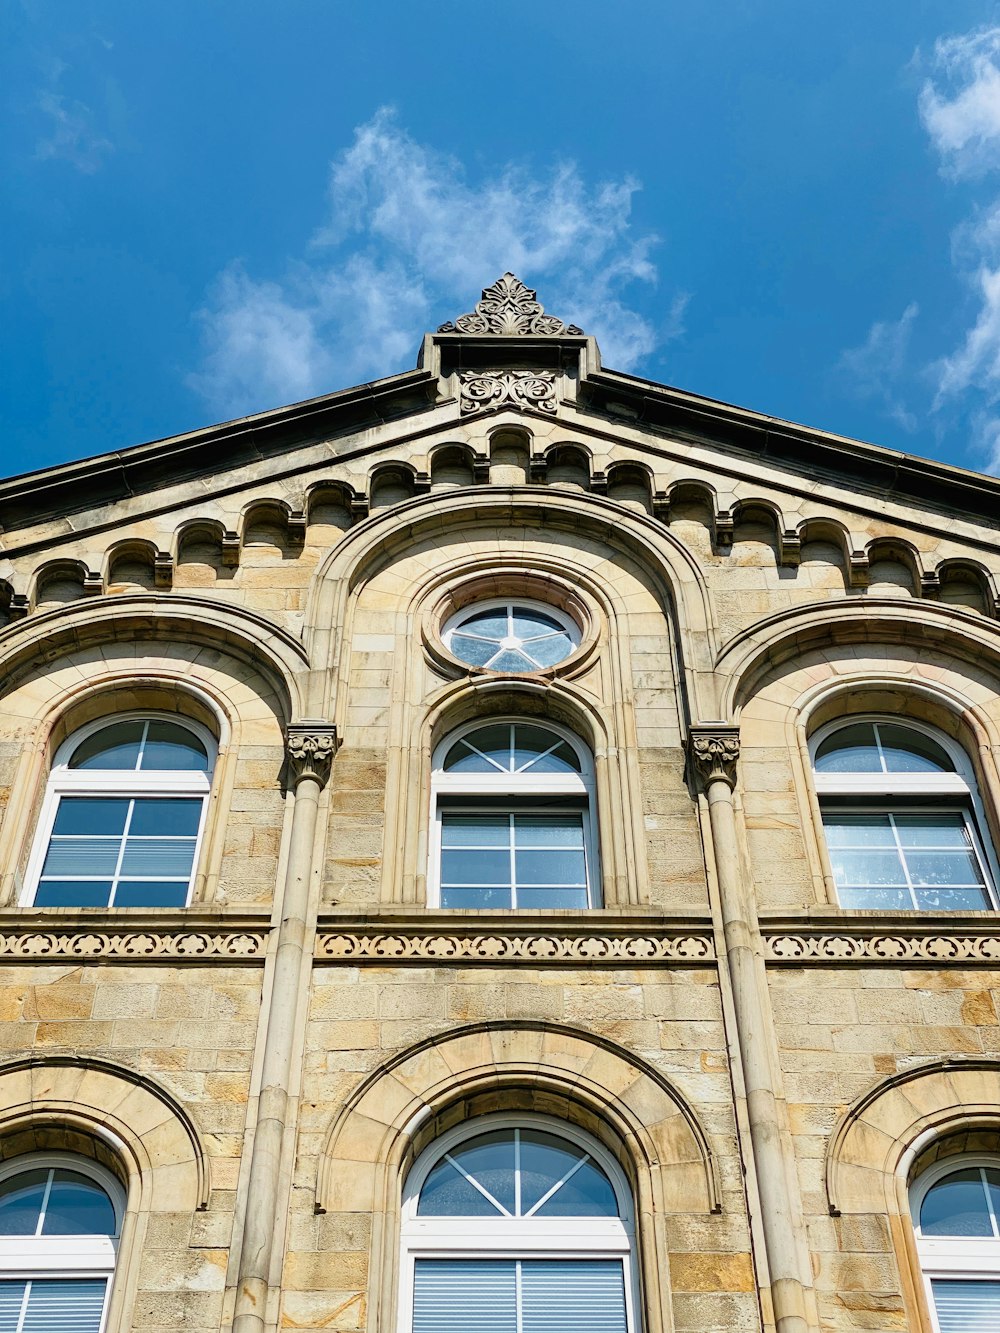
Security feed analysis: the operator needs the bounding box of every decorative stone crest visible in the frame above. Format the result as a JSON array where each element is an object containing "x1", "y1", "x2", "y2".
[
  {"x1": 285, "y1": 722, "x2": 338, "y2": 785},
  {"x1": 688, "y1": 724, "x2": 741, "y2": 789},
  {"x1": 439, "y1": 273, "x2": 584, "y2": 337},
  {"x1": 459, "y1": 369, "x2": 557, "y2": 416}
]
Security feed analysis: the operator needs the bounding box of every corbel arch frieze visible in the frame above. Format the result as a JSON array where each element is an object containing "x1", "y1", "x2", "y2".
[
  {"x1": 314, "y1": 1021, "x2": 718, "y2": 1333},
  {"x1": 302, "y1": 486, "x2": 719, "y2": 721}
]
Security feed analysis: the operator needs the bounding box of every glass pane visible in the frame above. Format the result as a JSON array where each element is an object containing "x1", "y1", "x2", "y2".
[
  {"x1": 449, "y1": 634, "x2": 500, "y2": 668},
  {"x1": 141, "y1": 721, "x2": 209, "y2": 771},
  {"x1": 906, "y1": 851, "x2": 984, "y2": 887},
  {"x1": 921, "y1": 1169, "x2": 994, "y2": 1236},
  {"x1": 51, "y1": 798, "x2": 129, "y2": 838},
  {"x1": 523, "y1": 634, "x2": 574, "y2": 668},
  {"x1": 914, "y1": 886, "x2": 992, "y2": 911},
  {"x1": 440, "y1": 849, "x2": 510, "y2": 887},
  {"x1": 441, "y1": 816, "x2": 510, "y2": 848},
  {"x1": 448, "y1": 1132, "x2": 516, "y2": 1214},
  {"x1": 42, "y1": 1172, "x2": 115, "y2": 1236},
  {"x1": 837, "y1": 886, "x2": 913, "y2": 910},
  {"x1": 516, "y1": 887, "x2": 590, "y2": 909},
  {"x1": 440, "y1": 887, "x2": 513, "y2": 909},
  {"x1": 413, "y1": 1260, "x2": 517, "y2": 1333},
  {"x1": 516, "y1": 816, "x2": 584, "y2": 848},
  {"x1": 518, "y1": 1132, "x2": 588, "y2": 1214},
  {"x1": 814, "y1": 723, "x2": 880, "y2": 773},
  {"x1": 0, "y1": 1168, "x2": 48, "y2": 1235},
  {"x1": 822, "y1": 815, "x2": 894, "y2": 848},
  {"x1": 70, "y1": 721, "x2": 144, "y2": 770},
  {"x1": 119, "y1": 838, "x2": 197, "y2": 878},
  {"x1": 20, "y1": 1279, "x2": 108, "y2": 1333},
  {"x1": 878, "y1": 723, "x2": 953, "y2": 773},
  {"x1": 41, "y1": 838, "x2": 122, "y2": 877},
  {"x1": 514, "y1": 850, "x2": 587, "y2": 886},
  {"x1": 442, "y1": 745, "x2": 498, "y2": 774},
  {"x1": 829, "y1": 851, "x2": 907, "y2": 887},
  {"x1": 894, "y1": 813, "x2": 969, "y2": 847},
  {"x1": 533, "y1": 1158, "x2": 620, "y2": 1216},
  {"x1": 33, "y1": 881, "x2": 113, "y2": 908},
  {"x1": 418, "y1": 1161, "x2": 505, "y2": 1217},
  {"x1": 513, "y1": 726, "x2": 568, "y2": 771},
  {"x1": 113, "y1": 881, "x2": 190, "y2": 908},
  {"x1": 444, "y1": 726, "x2": 511, "y2": 771},
  {"x1": 128, "y1": 798, "x2": 203, "y2": 837},
  {"x1": 525, "y1": 743, "x2": 581, "y2": 774},
  {"x1": 459, "y1": 611, "x2": 509, "y2": 639},
  {"x1": 930, "y1": 1279, "x2": 1000, "y2": 1333},
  {"x1": 490, "y1": 650, "x2": 536, "y2": 673},
  {"x1": 521, "y1": 1261, "x2": 627, "y2": 1333},
  {"x1": 511, "y1": 609, "x2": 564, "y2": 638}
]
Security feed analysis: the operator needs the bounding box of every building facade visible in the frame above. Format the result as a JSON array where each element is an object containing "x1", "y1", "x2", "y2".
[{"x1": 0, "y1": 274, "x2": 999, "y2": 1332}]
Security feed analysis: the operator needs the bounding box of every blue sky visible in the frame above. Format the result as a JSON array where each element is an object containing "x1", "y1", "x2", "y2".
[{"x1": 5, "y1": 2, "x2": 1000, "y2": 478}]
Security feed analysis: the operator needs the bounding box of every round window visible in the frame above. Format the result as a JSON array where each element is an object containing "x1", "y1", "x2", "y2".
[{"x1": 442, "y1": 601, "x2": 580, "y2": 673}]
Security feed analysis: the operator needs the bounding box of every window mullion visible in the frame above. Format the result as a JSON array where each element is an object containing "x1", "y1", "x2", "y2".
[
  {"x1": 136, "y1": 719, "x2": 150, "y2": 771},
  {"x1": 514, "y1": 1129, "x2": 521, "y2": 1218},
  {"x1": 35, "y1": 1169, "x2": 54, "y2": 1237},
  {"x1": 14, "y1": 1279, "x2": 30, "y2": 1333},
  {"x1": 887, "y1": 813, "x2": 919, "y2": 911},
  {"x1": 515, "y1": 1258, "x2": 523, "y2": 1333},
  {"x1": 983, "y1": 1167, "x2": 1000, "y2": 1240},
  {"x1": 108, "y1": 800, "x2": 137, "y2": 909},
  {"x1": 509, "y1": 816, "x2": 517, "y2": 911},
  {"x1": 873, "y1": 722, "x2": 888, "y2": 774}
]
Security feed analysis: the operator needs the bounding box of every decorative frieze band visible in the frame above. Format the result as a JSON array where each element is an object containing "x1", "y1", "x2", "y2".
[
  {"x1": 764, "y1": 929, "x2": 1000, "y2": 965},
  {"x1": 316, "y1": 927, "x2": 715, "y2": 965},
  {"x1": 459, "y1": 369, "x2": 558, "y2": 416},
  {"x1": 0, "y1": 927, "x2": 268, "y2": 962}
]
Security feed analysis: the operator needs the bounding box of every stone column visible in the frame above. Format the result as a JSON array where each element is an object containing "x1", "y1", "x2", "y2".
[
  {"x1": 232, "y1": 721, "x2": 337, "y2": 1333},
  {"x1": 689, "y1": 724, "x2": 815, "y2": 1333}
]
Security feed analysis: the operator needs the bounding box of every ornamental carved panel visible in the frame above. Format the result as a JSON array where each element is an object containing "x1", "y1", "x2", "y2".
[{"x1": 459, "y1": 370, "x2": 557, "y2": 416}]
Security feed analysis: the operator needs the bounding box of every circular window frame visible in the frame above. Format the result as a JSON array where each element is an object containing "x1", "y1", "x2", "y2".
[{"x1": 442, "y1": 599, "x2": 581, "y2": 675}]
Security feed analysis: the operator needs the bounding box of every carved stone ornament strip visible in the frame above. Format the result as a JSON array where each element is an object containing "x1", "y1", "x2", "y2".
[
  {"x1": 0, "y1": 928, "x2": 267, "y2": 962},
  {"x1": 764, "y1": 929, "x2": 1000, "y2": 965},
  {"x1": 316, "y1": 928, "x2": 715, "y2": 964},
  {"x1": 439, "y1": 273, "x2": 584, "y2": 337},
  {"x1": 459, "y1": 370, "x2": 557, "y2": 416}
]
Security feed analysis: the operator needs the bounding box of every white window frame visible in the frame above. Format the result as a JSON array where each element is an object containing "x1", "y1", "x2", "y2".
[
  {"x1": 398, "y1": 1113, "x2": 639, "y2": 1333},
  {"x1": 442, "y1": 599, "x2": 581, "y2": 673},
  {"x1": 910, "y1": 1155, "x2": 1000, "y2": 1332},
  {"x1": 809, "y1": 716, "x2": 1000, "y2": 911},
  {"x1": 23, "y1": 712, "x2": 216, "y2": 910},
  {"x1": 429, "y1": 719, "x2": 600, "y2": 910},
  {"x1": 0, "y1": 1152, "x2": 125, "y2": 1333}
]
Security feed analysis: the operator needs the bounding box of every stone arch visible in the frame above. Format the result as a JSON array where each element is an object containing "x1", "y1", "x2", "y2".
[
  {"x1": 428, "y1": 443, "x2": 477, "y2": 491},
  {"x1": 865, "y1": 536, "x2": 921, "y2": 599},
  {"x1": 240, "y1": 497, "x2": 300, "y2": 558},
  {"x1": 174, "y1": 518, "x2": 232, "y2": 587},
  {"x1": 605, "y1": 461, "x2": 653, "y2": 514},
  {"x1": 369, "y1": 462, "x2": 418, "y2": 510},
  {"x1": 32, "y1": 558, "x2": 92, "y2": 611},
  {"x1": 488, "y1": 425, "x2": 531, "y2": 485},
  {"x1": 313, "y1": 1022, "x2": 717, "y2": 1333},
  {"x1": 104, "y1": 537, "x2": 159, "y2": 593},
  {"x1": 544, "y1": 442, "x2": 591, "y2": 491},
  {"x1": 937, "y1": 557, "x2": 995, "y2": 616}
]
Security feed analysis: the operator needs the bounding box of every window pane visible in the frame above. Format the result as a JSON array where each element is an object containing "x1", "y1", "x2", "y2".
[
  {"x1": 906, "y1": 851, "x2": 984, "y2": 887},
  {"x1": 913, "y1": 886, "x2": 993, "y2": 911},
  {"x1": 525, "y1": 743, "x2": 581, "y2": 774},
  {"x1": 930, "y1": 1279, "x2": 1000, "y2": 1332},
  {"x1": 21, "y1": 1279, "x2": 108, "y2": 1333},
  {"x1": 141, "y1": 721, "x2": 209, "y2": 771},
  {"x1": 418, "y1": 1161, "x2": 505, "y2": 1217},
  {"x1": 518, "y1": 1132, "x2": 618, "y2": 1218},
  {"x1": 41, "y1": 838, "x2": 122, "y2": 877},
  {"x1": 70, "y1": 721, "x2": 144, "y2": 770},
  {"x1": 113, "y1": 881, "x2": 190, "y2": 908},
  {"x1": 814, "y1": 723, "x2": 880, "y2": 773},
  {"x1": 413, "y1": 1260, "x2": 517, "y2": 1333},
  {"x1": 128, "y1": 798, "x2": 203, "y2": 837},
  {"x1": 119, "y1": 838, "x2": 197, "y2": 878},
  {"x1": 878, "y1": 724, "x2": 953, "y2": 773},
  {"x1": 447, "y1": 1132, "x2": 516, "y2": 1214},
  {"x1": 524, "y1": 634, "x2": 574, "y2": 668},
  {"x1": 533, "y1": 1158, "x2": 620, "y2": 1217},
  {"x1": 828, "y1": 851, "x2": 907, "y2": 887},
  {"x1": 33, "y1": 881, "x2": 113, "y2": 908},
  {"x1": 513, "y1": 727, "x2": 571, "y2": 771},
  {"x1": 511, "y1": 610, "x2": 565, "y2": 638},
  {"x1": 521, "y1": 1260, "x2": 627, "y2": 1333},
  {"x1": 822, "y1": 815, "x2": 895, "y2": 848},
  {"x1": 449, "y1": 635, "x2": 500, "y2": 668},
  {"x1": 836, "y1": 886, "x2": 913, "y2": 910},
  {"x1": 517, "y1": 887, "x2": 590, "y2": 909},
  {"x1": 51, "y1": 799, "x2": 129, "y2": 838},
  {"x1": 42, "y1": 1172, "x2": 116, "y2": 1236},
  {"x1": 893, "y1": 813, "x2": 969, "y2": 847},
  {"x1": 516, "y1": 816, "x2": 584, "y2": 848},
  {"x1": 920, "y1": 1169, "x2": 994, "y2": 1236},
  {"x1": 460, "y1": 611, "x2": 508, "y2": 639},
  {"x1": 514, "y1": 850, "x2": 587, "y2": 886},
  {"x1": 441, "y1": 816, "x2": 510, "y2": 848},
  {"x1": 440, "y1": 849, "x2": 510, "y2": 887},
  {"x1": 443, "y1": 726, "x2": 511, "y2": 772},
  {"x1": 490, "y1": 650, "x2": 536, "y2": 673},
  {"x1": 0, "y1": 1169, "x2": 48, "y2": 1235},
  {"x1": 440, "y1": 887, "x2": 513, "y2": 909}
]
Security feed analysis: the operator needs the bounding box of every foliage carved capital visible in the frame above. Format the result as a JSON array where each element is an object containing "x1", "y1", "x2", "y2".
[
  {"x1": 285, "y1": 722, "x2": 338, "y2": 786},
  {"x1": 688, "y1": 724, "x2": 741, "y2": 790}
]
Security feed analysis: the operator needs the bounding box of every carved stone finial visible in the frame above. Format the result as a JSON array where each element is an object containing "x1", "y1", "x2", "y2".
[
  {"x1": 688, "y1": 724, "x2": 741, "y2": 790},
  {"x1": 285, "y1": 722, "x2": 338, "y2": 785},
  {"x1": 439, "y1": 273, "x2": 584, "y2": 337}
]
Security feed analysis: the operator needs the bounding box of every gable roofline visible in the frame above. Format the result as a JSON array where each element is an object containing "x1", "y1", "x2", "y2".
[{"x1": 2, "y1": 333, "x2": 999, "y2": 536}]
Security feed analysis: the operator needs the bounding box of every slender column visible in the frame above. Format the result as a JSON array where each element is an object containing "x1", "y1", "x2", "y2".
[
  {"x1": 232, "y1": 722, "x2": 337, "y2": 1333},
  {"x1": 689, "y1": 725, "x2": 815, "y2": 1333}
]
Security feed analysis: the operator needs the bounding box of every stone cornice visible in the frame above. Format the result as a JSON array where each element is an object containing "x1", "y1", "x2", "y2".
[
  {"x1": 761, "y1": 913, "x2": 1000, "y2": 965},
  {"x1": 0, "y1": 914, "x2": 268, "y2": 963},
  {"x1": 315, "y1": 915, "x2": 715, "y2": 965}
]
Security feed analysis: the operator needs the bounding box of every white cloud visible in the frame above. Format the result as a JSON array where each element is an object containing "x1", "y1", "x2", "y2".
[
  {"x1": 934, "y1": 265, "x2": 1000, "y2": 400},
  {"x1": 839, "y1": 303, "x2": 920, "y2": 431},
  {"x1": 190, "y1": 108, "x2": 671, "y2": 417},
  {"x1": 919, "y1": 27, "x2": 1000, "y2": 178},
  {"x1": 35, "y1": 60, "x2": 113, "y2": 173}
]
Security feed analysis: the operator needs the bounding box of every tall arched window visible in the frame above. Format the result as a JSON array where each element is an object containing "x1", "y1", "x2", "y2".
[
  {"x1": 810, "y1": 718, "x2": 998, "y2": 911},
  {"x1": 24, "y1": 714, "x2": 215, "y2": 909},
  {"x1": 911, "y1": 1156, "x2": 1000, "y2": 1330},
  {"x1": 400, "y1": 1115, "x2": 637, "y2": 1333},
  {"x1": 430, "y1": 721, "x2": 598, "y2": 909},
  {"x1": 0, "y1": 1153, "x2": 123, "y2": 1331}
]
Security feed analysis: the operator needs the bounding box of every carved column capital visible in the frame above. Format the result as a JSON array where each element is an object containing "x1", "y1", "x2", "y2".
[
  {"x1": 688, "y1": 723, "x2": 741, "y2": 791},
  {"x1": 285, "y1": 721, "x2": 338, "y2": 786}
]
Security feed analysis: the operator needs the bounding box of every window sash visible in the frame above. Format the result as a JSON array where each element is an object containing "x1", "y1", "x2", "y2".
[
  {"x1": 411, "y1": 1258, "x2": 629, "y2": 1333},
  {"x1": 0, "y1": 1277, "x2": 109, "y2": 1333},
  {"x1": 928, "y1": 1277, "x2": 1000, "y2": 1333}
]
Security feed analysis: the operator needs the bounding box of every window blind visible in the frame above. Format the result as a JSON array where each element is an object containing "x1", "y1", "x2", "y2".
[
  {"x1": 931, "y1": 1278, "x2": 1000, "y2": 1332},
  {"x1": 0, "y1": 1278, "x2": 108, "y2": 1332},
  {"x1": 413, "y1": 1259, "x2": 627, "y2": 1333}
]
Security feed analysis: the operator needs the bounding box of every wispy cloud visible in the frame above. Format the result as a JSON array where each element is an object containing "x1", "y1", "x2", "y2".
[
  {"x1": 838, "y1": 303, "x2": 920, "y2": 431},
  {"x1": 919, "y1": 27, "x2": 1000, "y2": 178},
  {"x1": 189, "y1": 107, "x2": 674, "y2": 417},
  {"x1": 35, "y1": 61, "x2": 113, "y2": 174}
]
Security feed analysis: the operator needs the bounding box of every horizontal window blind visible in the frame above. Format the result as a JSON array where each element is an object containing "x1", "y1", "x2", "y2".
[
  {"x1": 413, "y1": 1259, "x2": 627, "y2": 1333},
  {"x1": 0, "y1": 1278, "x2": 108, "y2": 1332},
  {"x1": 931, "y1": 1278, "x2": 1000, "y2": 1332}
]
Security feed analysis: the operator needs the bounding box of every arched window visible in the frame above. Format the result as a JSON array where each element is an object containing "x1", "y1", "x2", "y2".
[
  {"x1": 430, "y1": 721, "x2": 599, "y2": 909},
  {"x1": 443, "y1": 602, "x2": 580, "y2": 673},
  {"x1": 911, "y1": 1157, "x2": 1000, "y2": 1330},
  {"x1": 400, "y1": 1116, "x2": 637, "y2": 1333},
  {"x1": 810, "y1": 718, "x2": 998, "y2": 911},
  {"x1": 0, "y1": 1153, "x2": 123, "y2": 1331},
  {"x1": 25, "y1": 714, "x2": 215, "y2": 909}
]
